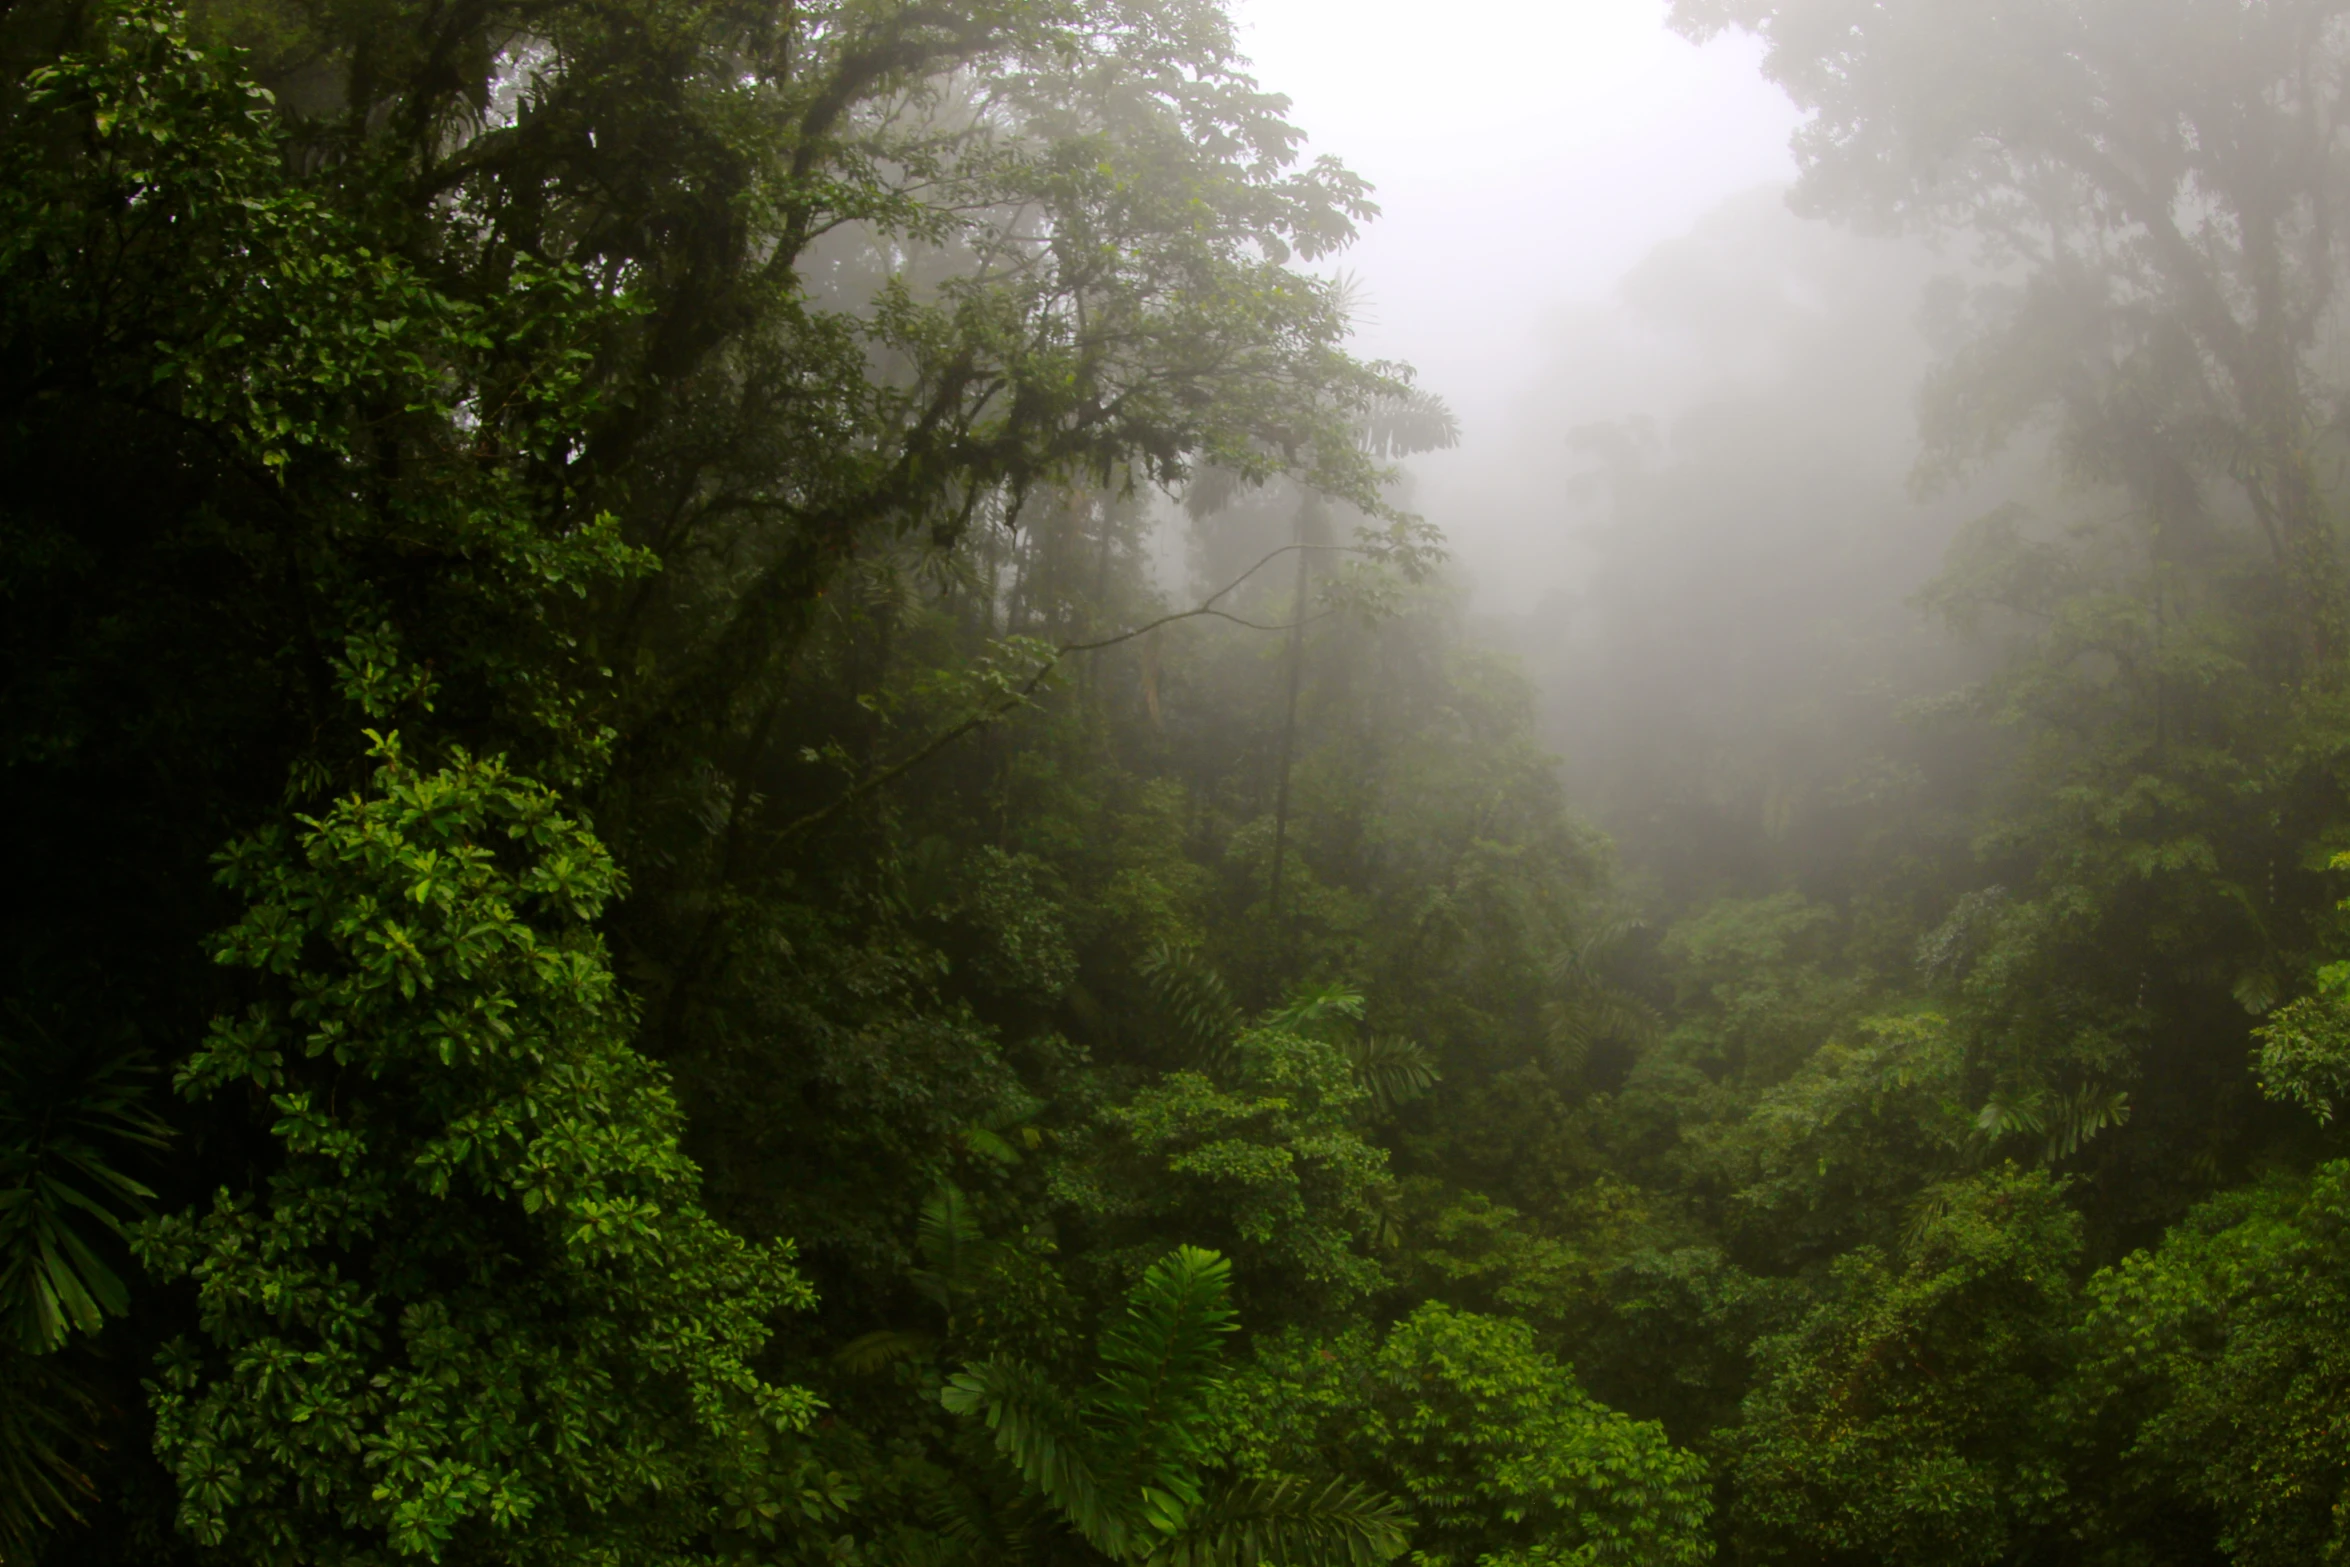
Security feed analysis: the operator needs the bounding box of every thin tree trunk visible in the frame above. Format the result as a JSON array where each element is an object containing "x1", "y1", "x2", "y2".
[{"x1": 1267, "y1": 495, "x2": 1320, "y2": 936}]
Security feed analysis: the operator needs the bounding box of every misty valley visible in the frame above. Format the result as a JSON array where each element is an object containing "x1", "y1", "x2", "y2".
[{"x1": 5, "y1": 1, "x2": 2350, "y2": 1564}]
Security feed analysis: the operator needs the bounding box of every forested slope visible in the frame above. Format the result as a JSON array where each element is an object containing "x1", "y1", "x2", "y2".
[{"x1": 4, "y1": 1, "x2": 2350, "y2": 1565}]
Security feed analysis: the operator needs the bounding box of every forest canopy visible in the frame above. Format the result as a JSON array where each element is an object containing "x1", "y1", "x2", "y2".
[{"x1": 5, "y1": 1, "x2": 2350, "y2": 1565}]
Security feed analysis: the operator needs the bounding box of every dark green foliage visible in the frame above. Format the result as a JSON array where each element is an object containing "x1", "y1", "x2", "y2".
[
  {"x1": 1337, "y1": 1034, "x2": 1439, "y2": 1118},
  {"x1": 943, "y1": 1246, "x2": 1411, "y2": 1566},
  {"x1": 1728, "y1": 1168, "x2": 2080, "y2": 1567},
  {"x1": 27, "y1": 0, "x2": 2350, "y2": 1560},
  {"x1": 0, "y1": 1041, "x2": 165, "y2": 1356},
  {"x1": 0, "y1": 1350, "x2": 103, "y2": 1558},
  {"x1": 1150, "y1": 1476, "x2": 1411, "y2": 1567},
  {"x1": 2078, "y1": 1162, "x2": 2350, "y2": 1566},
  {"x1": 1140, "y1": 946, "x2": 1246, "y2": 1071},
  {"x1": 0, "y1": 1024, "x2": 170, "y2": 1551},
  {"x1": 1073, "y1": 1024, "x2": 1394, "y2": 1324},
  {"x1": 946, "y1": 1246, "x2": 1237, "y2": 1557},
  {"x1": 1217, "y1": 1304, "x2": 1713, "y2": 1567},
  {"x1": 138, "y1": 736, "x2": 821, "y2": 1563}
]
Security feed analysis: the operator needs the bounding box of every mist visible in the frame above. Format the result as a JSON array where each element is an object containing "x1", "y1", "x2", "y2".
[{"x1": 12, "y1": 1, "x2": 2350, "y2": 1563}]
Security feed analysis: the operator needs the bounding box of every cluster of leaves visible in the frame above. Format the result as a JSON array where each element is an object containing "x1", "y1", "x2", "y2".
[
  {"x1": 48, "y1": 0, "x2": 2350, "y2": 1563},
  {"x1": 943, "y1": 1245, "x2": 1411, "y2": 1565},
  {"x1": 1469, "y1": 5, "x2": 2350, "y2": 1566},
  {"x1": 1215, "y1": 1304, "x2": 1713, "y2": 1567},
  {"x1": 139, "y1": 734, "x2": 823, "y2": 1562},
  {"x1": 0, "y1": 0, "x2": 1712, "y2": 1563}
]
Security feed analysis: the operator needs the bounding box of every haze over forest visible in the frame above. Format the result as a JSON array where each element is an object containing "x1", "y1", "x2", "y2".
[{"x1": 7, "y1": 2, "x2": 2350, "y2": 1566}]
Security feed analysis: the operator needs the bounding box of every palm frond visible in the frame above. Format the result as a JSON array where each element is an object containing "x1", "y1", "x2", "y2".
[
  {"x1": 960, "y1": 1125, "x2": 1024, "y2": 1166},
  {"x1": 1898, "y1": 1183, "x2": 1960, "y2": 1255},
  {"x1": 1182, "y1": 464, "x2": 1257, "y2": 522},
  {"x1": 1353, "y1": 383, "x2": 1461, "y2": 460},
  {"x1": 0, "y1": 1040, "x2": 166, "y2": 1355},
  {"x1": 0, "y1": 1348, "x2": 99, "y2": 1559},
  {"x1": 1091, "y1": 1248, "x2": 1238, "y2": 1549},
  {"x1": 835, "y1": 1329, "x2": 940, "y2": 1374},
  {"x1": 1258, "y1": 980, "x2": 1365, "y2": 1041},
  {"x1": 1093, "y1": 1247, "x2": 1236, "y2": 1446},
  {"x1": 1149, "y1": 1475, "x2": 1412, "y2": 1567},
  {"x1": 1141, "y1": 947, "x2": 1244, "y2": 1070},
  {"x1": 1543, "y1": 919, "x2": 1658, "y2": 1074},
  {"x1": 919, "y1": 1184, "x2": 985, "y2": 1272},
  {"x1": 2044, "y1": 1085, "x2": 2131, "y2": 1161},
  {"x1": 1973, "y1": 1085, "x2": 2131, "y2": 1163},
  {"x1": 940, "y1": 1250, "x2": 1400, "y2": 1567},
  {"x1": 943, "y1": 1359, "x2": 1129, "y2": 1555},
  {"x1": 1341, "y1": 1035, "x2": 1438, "y2": 1115},
  {"x1": 909, "y1": 1182, "x2": 995, "y2": 1315}
]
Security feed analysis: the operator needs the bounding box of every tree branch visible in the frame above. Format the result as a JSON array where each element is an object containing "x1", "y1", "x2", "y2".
[{"x1": 771, "y1": 543, "x2": 1378, "y2": 839}]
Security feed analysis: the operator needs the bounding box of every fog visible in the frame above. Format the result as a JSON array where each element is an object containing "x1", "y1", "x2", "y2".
[
  {"x1": 1236, "y1": 0, "x2": 1801, "y2": 609},
  {"x1": 22, "y1": 0, "x2": 2350, "y2": 1558},
  {"x1": 1220, "y1": 0, "x2": 1992, "y2": 900}
]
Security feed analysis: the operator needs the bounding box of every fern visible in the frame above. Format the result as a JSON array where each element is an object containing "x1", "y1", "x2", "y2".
[
  {"x1": 910, "y1": 1182, "x2": 990, "y2": 1313},
  {"x1": 1341, "y1": 1035, "x2": 1438, "y2": 1114},
  {"x1": 1149, "y1": 1475, "x2": 1411, "y2": 1567},
  {"x1": 1092, "y1": 1246, "x2": 1237, "y2": 1511},
  {"x1": 944, "y1": 1247, "x2": 1237, "y2": 1559},
  {"x1": 835, "y1": 1329, "x2": 938, "y2": 1374},
  {"x1": 943, "y1": 1358, "x2": 1129, "y2": 1552},
  {"x1": 1544, "y1": 919, "x2": 1658, "y2": 1075},
  {"x1": 1142, "y1": 946, "x2": 1246, "y2": 1071},
  {"x1": 1974, "y1": 1085, "x2": 2132, "y2": 1163},
  {"x1": 1259, "y1": 980, "x2": 1367, "y2": 1040}
]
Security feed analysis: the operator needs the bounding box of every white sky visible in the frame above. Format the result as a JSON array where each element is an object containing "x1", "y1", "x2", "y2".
[{"x1": 1230, "y1": 0, "x2": 1804, "y2": 604}]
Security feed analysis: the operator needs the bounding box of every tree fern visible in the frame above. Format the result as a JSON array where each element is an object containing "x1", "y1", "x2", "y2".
[
  {"x1": 1544, "y1": 918, "x2": 1659, "y2": 1075},
  {"x1": 1149, "y1": 1475, "x2": 1410, "y2": 1567},
  {"x1": 1092, "y1": 1246, "x2": 1237, "y2": 1513},
  {"x1": 943, "y1": 1249, "x2": 1411, "y2": 1565},
  {"x1": 1341, "y1": 1035, "x2": 1439, "y2": 1114},
  {"x1": 1141, "y1": 947, "x2": 1246, "y2": 1070},
  {"x1": 1259, "y1": 980, "x2": 1367, "y2": 1039},
  {"x1": 911, "y1": 1182, "x2": 991, "y2": 1314},
  {"x1": 1974, "y1": 1085, "x2": 2131, "y2": 1163},
  {"x1": 943, "y1": 1358, "x2": 1126, "y2": 1552}
]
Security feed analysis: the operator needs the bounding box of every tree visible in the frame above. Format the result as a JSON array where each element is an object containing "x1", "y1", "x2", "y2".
[
  {"x1": 1218, "y1": 1304, "x2": 1713, "y2": 1567},
  {"x1": 1, "y1": 0, "x2": 1426, "y2": 1551},
  {"x1": 1672, "y1": 0, "x2": 2350, "y2": 664},
  {"x1": 1668, "y1": 0, "x2": 2350, "y2": 1244},
  {"x1": 139, "y1": 734, "x2": 823, "y2": 1565},
  {"x1": 2075, "y1": 1162, "x2": 2350, "y2": 1566},
  {"x1": 1728, "y1": 1167, "x2": 2080, "y2": 1567}
]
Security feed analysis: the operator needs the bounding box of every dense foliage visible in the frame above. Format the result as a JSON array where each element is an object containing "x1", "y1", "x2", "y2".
[{"x1": 9, "y1": 0, "x2": 2350, "y2": 1564}]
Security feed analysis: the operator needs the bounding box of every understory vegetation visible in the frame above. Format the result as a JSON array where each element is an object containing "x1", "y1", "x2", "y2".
[{"x1": 6, "y1": 0, "x2": 2350, "y2": 1563}]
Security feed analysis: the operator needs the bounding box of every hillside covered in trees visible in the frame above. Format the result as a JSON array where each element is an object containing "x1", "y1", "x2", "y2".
[{"x1": 5, "y1": 1, "x2": 2350, "y2": 1564}]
